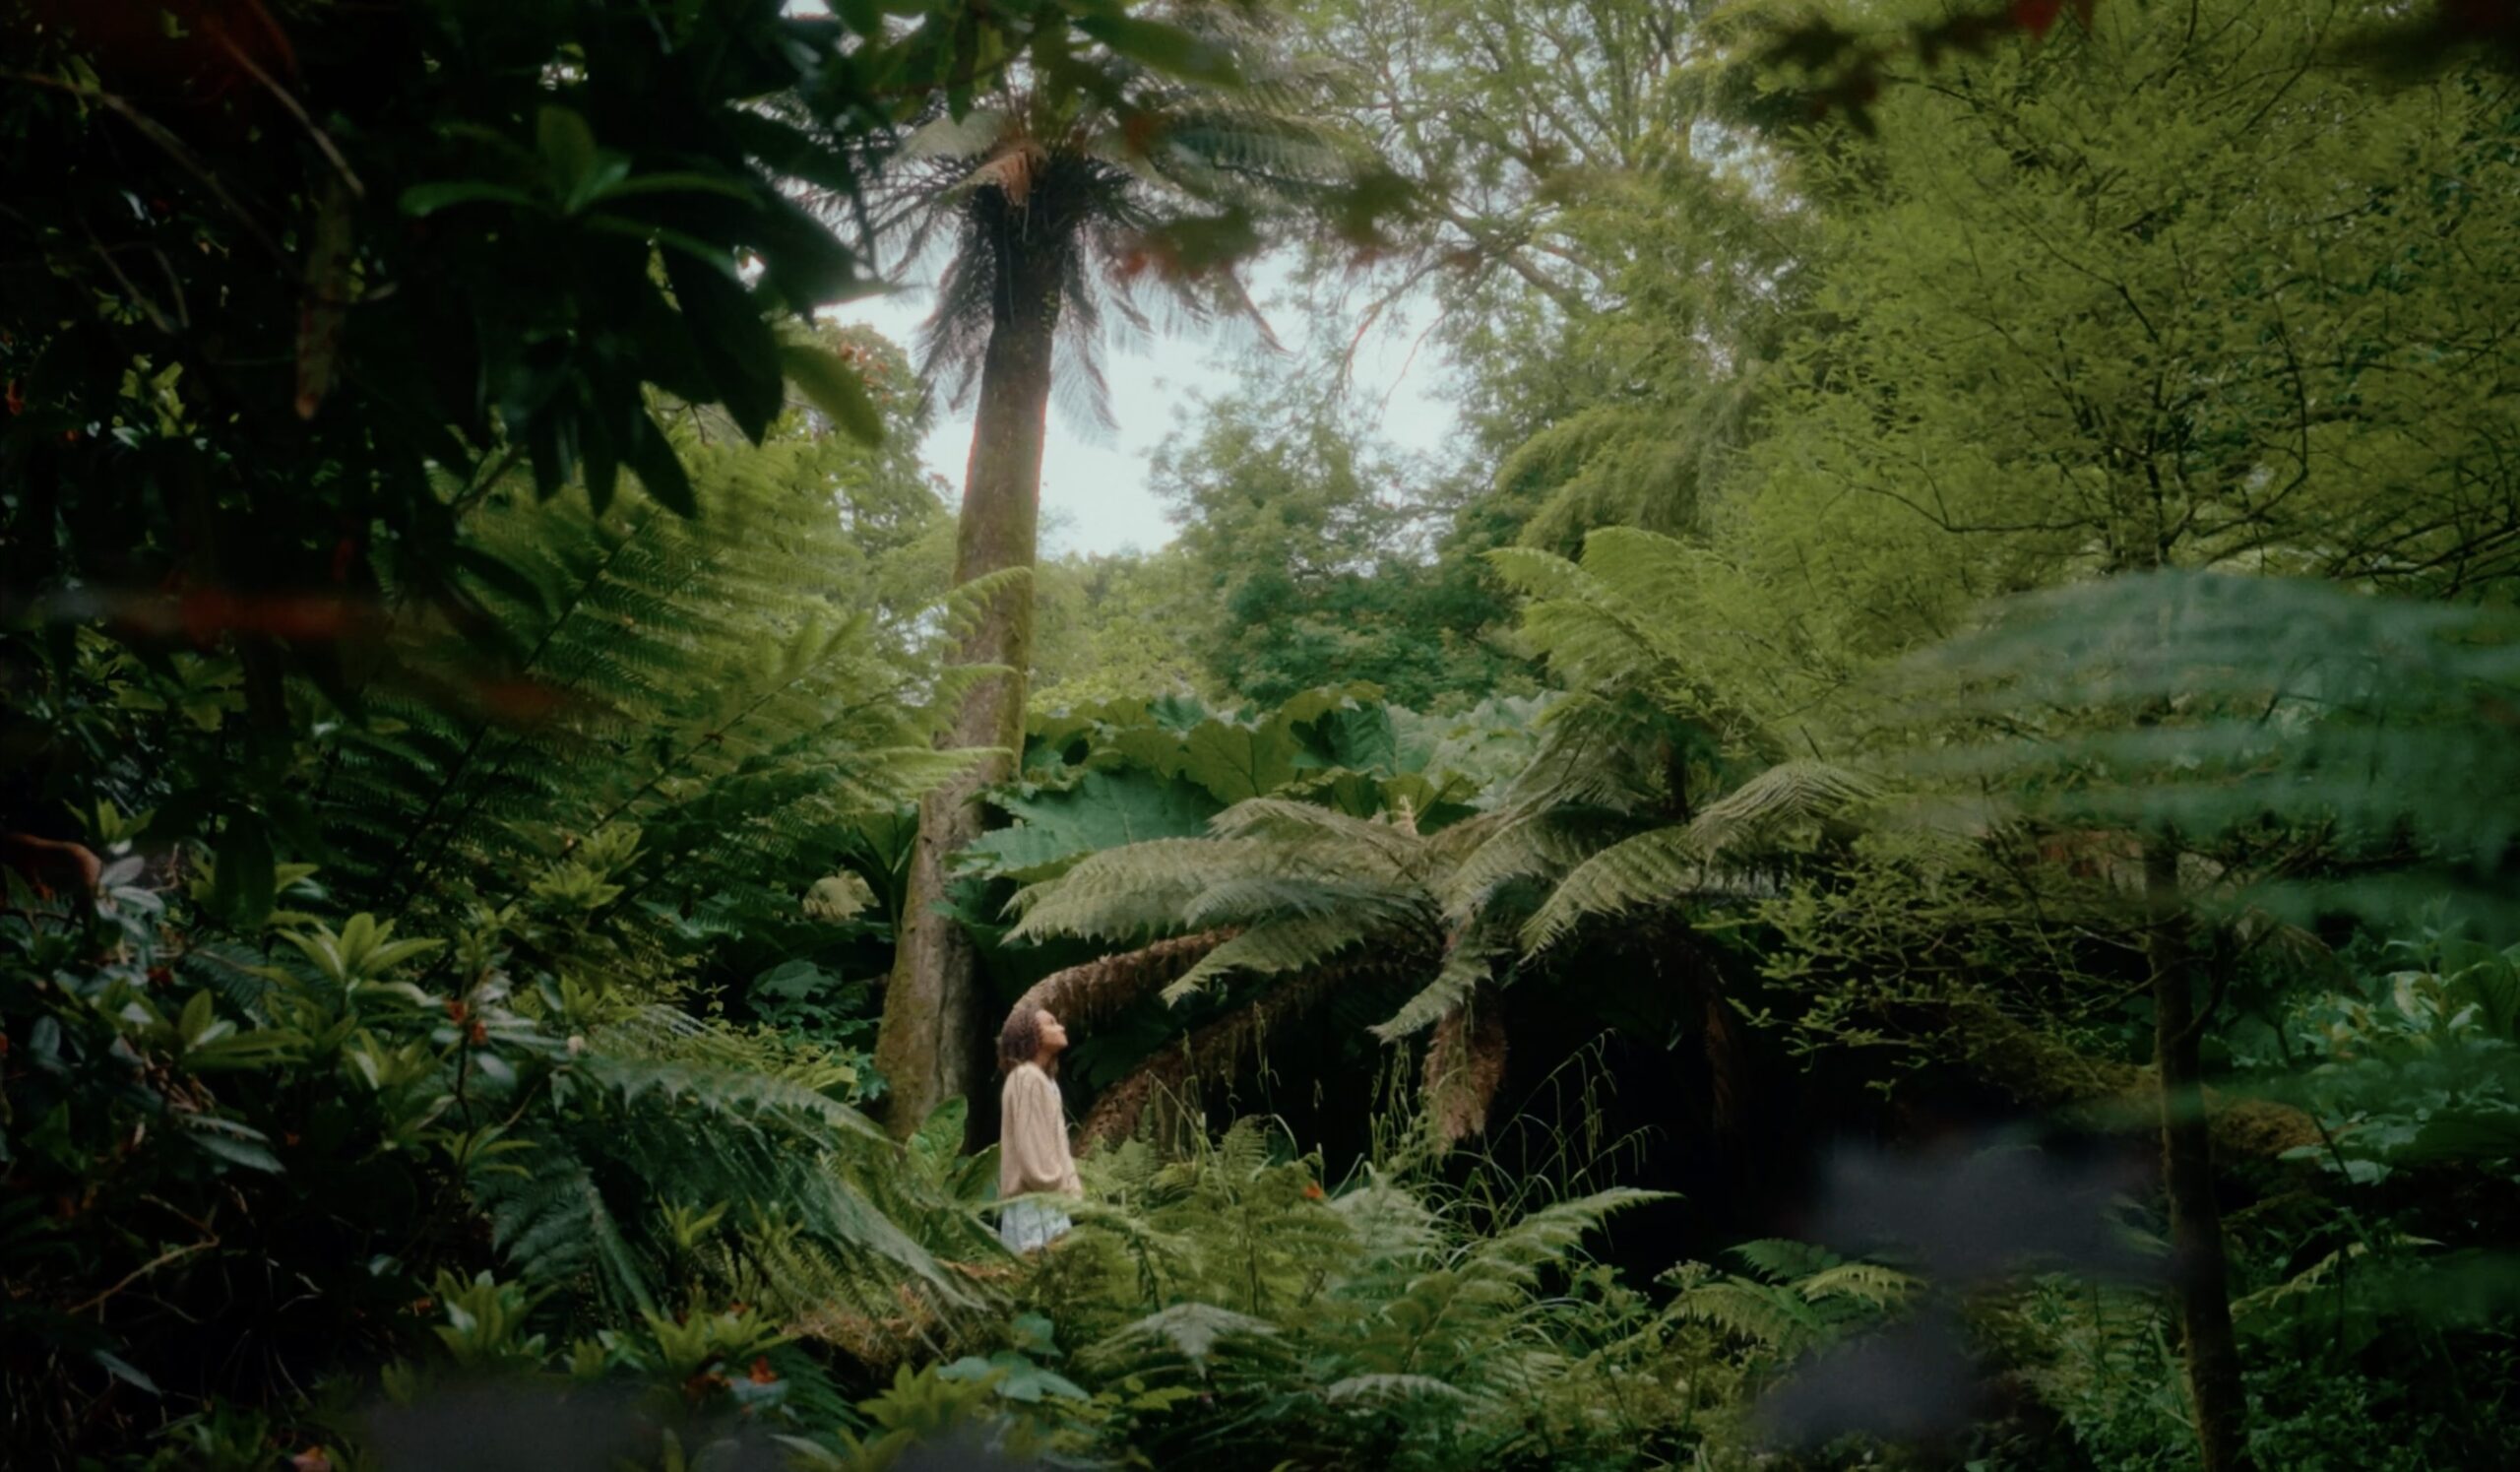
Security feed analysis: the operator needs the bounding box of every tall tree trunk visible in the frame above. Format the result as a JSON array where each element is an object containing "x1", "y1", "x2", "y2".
[
  {"x1": 873, "y1": 275, "x2": 1056, "y2": 1142},
  {"x1": 2144, "y1": 835, "x2": 2254, "y2": 1472}
]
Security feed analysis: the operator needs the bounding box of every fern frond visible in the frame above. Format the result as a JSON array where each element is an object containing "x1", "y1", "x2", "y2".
[
  {"x1": 1730, "y1": 1238, "x2": 1843, "y2": 1281},
  {"x1": 1520, "y1": 827, "x2": 1718, "y2": 954},
  {"x1": 934, "y1": 564, "x2": 1033, "y2": 645},
  {"x1": 1468, "y1": 1186, "x2": 1669, "y2": 1280},
  {"x1": 1209, "y1": 798, "x2": 1426, "y2": 867},
  {"x1": 1797, "y1": 1261, "x2": 1922, "y2": 1310},
  {"x1": 474, "y1": 1134, "x2": 661, "y2": 1318},
  {"x1": 1175, "y1": 874, "x2": 1424, "y2": 930},
  {"x1": 1668, "y1": 1279, "x2": 1819, "y2": 1352},
  {"x1": 1330, "y1": 1180, "x2": 1444, "y2": 1269},
  {"x1": 1078, "y1": 1303, "x2": 1284, "y2": 1376},
  {"x1": 1007, "y1": 928, "x2": 1238, "y2": 1034},
  {"x1": 1159, "y1": 910, "x2": 1419, "y2": 1003},
  {"x1": 1370, "y1": 938, "x2": 1497, "y2": 1043},
  {"x1": 1322, "y1": 1373, "x2": 1480, "y2": 1405},
  {"x1": 1435, "y1": 806, "x2": 1628, "y2": 921},
  {"x1": 1898, "y1": 570, "x2": 2520, "y2": 929},
  {"x1": 1006, "y1": 838, "x2": 1282, "y2": 941},
  {"x1": 1687, "y1": 760, "x2": 1879, "y2": 854}
]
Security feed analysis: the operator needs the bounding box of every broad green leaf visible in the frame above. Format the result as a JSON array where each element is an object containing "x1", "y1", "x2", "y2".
[
  {"x1": 92, "y1": 1351, "x2": 160, "y2": 1395},
  {"x1": 961, "y1": 769, "x2": 1218, "y2": 882},
  {"x1": 536, "y1": 105, "x2": 598, "y2": 195},
  {"x1": 779, "y1": 344, "x2": 885, "y2": 445},
  {"x1": 187, "y1": 1120, "x2": 284, "y2": 1174},
  {"x1": 1305, "y1": 702, "x2": 1400, "y2": 774},
  {"x1": 400, "y1": 180, "x2": 538, "y2": 217},
  {"x1": 628, "y1": 410, "x2": 697, "y2": 516},
  {"x1": 177, "y1": 990, "x2": 216, "y2": 1048},
  {"x1": 1181, "y1": 717, "x2": 1304, "y2": 804},
  {"x1": 1077, "y1": 16, "x2": 1242, "y2": 87}
]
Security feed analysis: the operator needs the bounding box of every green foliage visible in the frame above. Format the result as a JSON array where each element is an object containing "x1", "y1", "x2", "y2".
[
  {"x1": 980, "y1": 687, "x2": 1528, "y2": 876},
  {"x1": 995, "y1": 1117, "x2": 1706, "y2": 1470},
  {"x1": 1150, "y1": 367, "x2": 1533, "y2": 708},
  {"x1": 1989, "y1": 1234, "x2": 2520, "y2": 1472},
  {"x1": 1424, "y1": 527, "x2": 1883, "y2": 970},
  {"x1": 1894, "y1": 571, "x2": 2520, "y2": 931},
  {"x1": 1031, "y1": 546, "x2": 1222, "y2": 709},
  {"x1": 0, "y1": 0, "x2": 1146, "y2": 871},
  {"x1": 1662, "y1": 1240, "x2": 1917, "y2": 1366},
  {"x1": 973, "y1": 686, "x2": 1561, "y2": 1120},
  {"x1": 2241, "y1": 922, "x2": 2520, "y2": 1184},
  {"x1": 0, "y1": 833, "x2": 1010, "y2": 1458},
  {"x1": 311, "y1": 414, "x2": 979, "y2": 997},
  {"x1": 17, "y1": 0, "x2": 2520, "y2": 1466}
]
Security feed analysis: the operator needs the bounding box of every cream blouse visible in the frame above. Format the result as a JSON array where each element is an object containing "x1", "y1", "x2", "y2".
[{"x1": 997, "y1": 1062, "x2": 1082, "y2": 1199}]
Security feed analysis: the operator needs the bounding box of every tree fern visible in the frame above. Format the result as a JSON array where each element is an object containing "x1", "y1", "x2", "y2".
[
  {"x1": 1007, "y1": 928, "x2": 1239, "y2": 1035},
  {"x1": 1892, "y1": 570, "x2": 2520, "y2": 932},
  {"x1": 978, "y1": 691, "x2": 1566, "y2": 1146},
  {"x1": 1451, "y1": 530, "x2": 1884, "y2": 967},
  {"x1": 1079, "y1": 960, "x2": 1397, "y2": 1149}
]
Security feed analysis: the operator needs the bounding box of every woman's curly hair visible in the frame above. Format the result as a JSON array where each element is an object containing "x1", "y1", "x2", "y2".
[{"x1": 999, "y1": 1005, "x2": 1055, "y2": 1076}]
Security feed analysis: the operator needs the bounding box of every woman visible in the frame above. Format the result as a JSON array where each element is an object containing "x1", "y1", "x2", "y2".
[{"x1": 995, "y1": 1005, "x2": 1082, "y2": 1252}]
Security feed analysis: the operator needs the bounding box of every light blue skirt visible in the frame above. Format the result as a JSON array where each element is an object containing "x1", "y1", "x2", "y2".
[{"x1": 997, "y1": 1197, "x2": 1073, "y2": 1252}]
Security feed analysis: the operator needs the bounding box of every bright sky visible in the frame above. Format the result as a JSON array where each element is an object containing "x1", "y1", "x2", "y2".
[{"x1": 831, "y1": 258, "x2": 1460, "y2": 557}]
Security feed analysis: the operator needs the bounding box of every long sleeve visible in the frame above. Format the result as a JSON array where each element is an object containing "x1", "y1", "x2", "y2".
[{"x1": 997, "y1": 1064, "x2": 1082, "y2": 1198}]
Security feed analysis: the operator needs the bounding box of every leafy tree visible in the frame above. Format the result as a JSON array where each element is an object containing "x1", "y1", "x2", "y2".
[
  {"x1": 1288, "y1": 0, "x2": 1796, "y2": 555},
  {"x1": 1031, "y1": 545, "x2": 1220, "y2": 708},
  {"x1": 1152, "y1": 371, "x2": 1528, "y2": 708},
  {"x1": 865, "y1": 6, "x2": 1345, "y2": 1137},
  {"x1": 1288, "y1": 0, "x2": 1694, "y2": 330}
]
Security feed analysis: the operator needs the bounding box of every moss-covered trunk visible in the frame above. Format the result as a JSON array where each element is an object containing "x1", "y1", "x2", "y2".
[{"x1": 874, "y1": 251, "x2": 1057, "y2": 1142}]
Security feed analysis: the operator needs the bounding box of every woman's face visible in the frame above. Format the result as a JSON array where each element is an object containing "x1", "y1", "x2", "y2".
[{"x1": 1036, "y1": 1010, "x2": 1069, "y2": 1059}]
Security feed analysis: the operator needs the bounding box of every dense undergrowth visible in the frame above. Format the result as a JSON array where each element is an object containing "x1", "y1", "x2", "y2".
[{"x1": 10, "y1": 0, "x2": 2520, "y2": 1467}]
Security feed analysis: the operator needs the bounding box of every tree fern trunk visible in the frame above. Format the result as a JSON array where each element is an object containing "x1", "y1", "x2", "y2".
[
  {"x1": 2144, "y1": 835, "x2": 2254, "y2": 1472},
  {"x1": 875, "y1": 270, "x2": 1057, "y2": 1144}
]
